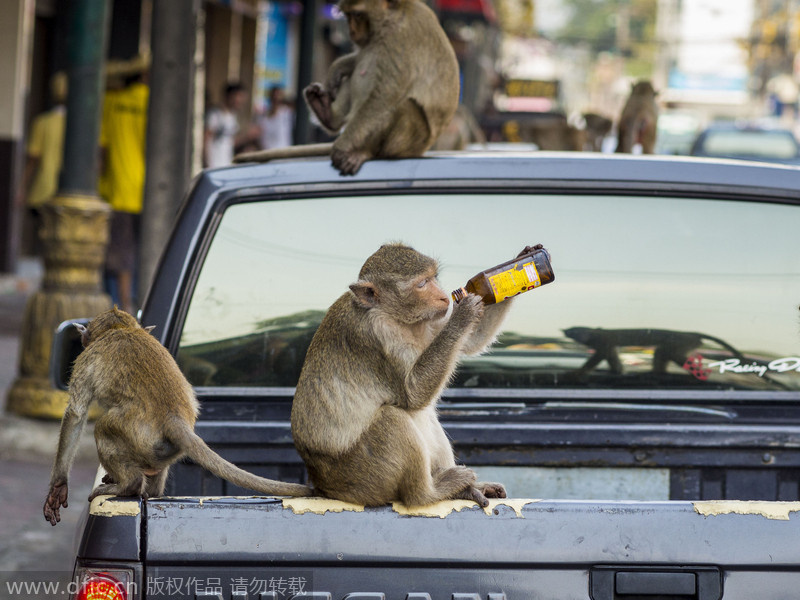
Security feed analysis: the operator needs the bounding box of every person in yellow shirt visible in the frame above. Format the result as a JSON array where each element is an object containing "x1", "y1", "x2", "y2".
[
  {"x1": 99, "y1": 54, "x2": 149, "y2": 313},
  {"x1": 19, "y1": 72, "x2": 67, "y2": 254},
  {"x1": 22, "y1": 72, "x2": 67, "y2": 209}
]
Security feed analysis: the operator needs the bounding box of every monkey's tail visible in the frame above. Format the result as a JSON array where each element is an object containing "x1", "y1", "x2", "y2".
[
  {"x1": 233, "y1": 143, "x2": 333, "y2": 164},
  {"x1": 165, "y1": 418, "x2": 314, "y2": 497}
]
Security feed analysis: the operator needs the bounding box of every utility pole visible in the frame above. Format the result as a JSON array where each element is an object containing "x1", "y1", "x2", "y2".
[
  {"x1": 6, "y1": 0, "x2": 112, "y2": 418},
  {"x1": 138, "y1": 0, "x2": 201, "y2": 304},
  {"x1": 295, "y1": 0, "x2": 317, "y2": 144}
]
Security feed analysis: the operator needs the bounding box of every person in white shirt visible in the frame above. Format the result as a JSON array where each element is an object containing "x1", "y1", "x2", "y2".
[
  {"x1": 204, "y1": 83, "x2": 248, "y2": 168},
  {"x1": 257, "y1": 86, "x2": 295, "y2": 150}
]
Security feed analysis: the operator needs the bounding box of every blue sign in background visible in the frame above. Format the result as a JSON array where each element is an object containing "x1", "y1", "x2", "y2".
[
  {"x1": 261, "y1": 2, "x2": 290, "y2": 94},
  {"x1": 669, "y1": 70, "x2": 747, "y2": 93}
]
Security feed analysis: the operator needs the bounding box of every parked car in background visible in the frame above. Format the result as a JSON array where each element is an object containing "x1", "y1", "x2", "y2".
[
  {"x1": 655, "y1": 111, "x2": 703, "y2": 155},
  {"x1": 689, "y1": 122, "x2": 800, "y2": 164}
]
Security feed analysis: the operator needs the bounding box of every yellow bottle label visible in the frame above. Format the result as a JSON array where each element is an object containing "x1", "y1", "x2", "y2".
[{"x1": 487, "y1": 261, "x2": 541, "y2": 301}]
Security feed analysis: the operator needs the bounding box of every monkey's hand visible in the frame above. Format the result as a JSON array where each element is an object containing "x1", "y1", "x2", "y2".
[
  {"x1": 516, "y1": 243, "x2": 544, "y2": 258},
  {"x1": 303, "y1": 81, "x2": 327, "y2": 102},
  {"x1": 449, "y1": 293, "x2": 484, "y2": 330},
  {"x1": 43, "y1": 479, "x2": 69, "y2": 526},
  {"x1": 304, "y1": 83, "x2": 334, "y2": 131}
]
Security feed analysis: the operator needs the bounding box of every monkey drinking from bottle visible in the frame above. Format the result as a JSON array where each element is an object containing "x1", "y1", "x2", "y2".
[{"x1": 292, "y1": 243, "x2": 539, "y2": 507}]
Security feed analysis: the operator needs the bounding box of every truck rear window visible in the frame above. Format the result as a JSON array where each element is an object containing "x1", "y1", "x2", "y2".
[{"x1": 176, "y1": 193, "x2": 800, "y2": 394}]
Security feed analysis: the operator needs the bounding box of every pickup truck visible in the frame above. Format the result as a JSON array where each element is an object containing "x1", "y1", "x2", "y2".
[{"x1": 52, "y1": 152, "x2": 800, "y2": 600}]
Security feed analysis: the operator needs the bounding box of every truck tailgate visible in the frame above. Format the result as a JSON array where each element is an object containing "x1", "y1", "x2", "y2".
[{"x1": 143, "y1": 496, "x2": 800, "y2": 599}]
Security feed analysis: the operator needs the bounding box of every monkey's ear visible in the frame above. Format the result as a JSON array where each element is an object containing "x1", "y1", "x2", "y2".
[
  {"x1": 349, "y1": 281, "x2": 379, "y2": 308},
  {"x1": 144, "y1": 325, "x2": 156, "y2": 334}
]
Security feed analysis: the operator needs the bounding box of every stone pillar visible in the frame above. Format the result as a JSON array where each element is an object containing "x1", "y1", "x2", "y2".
[{"x1": 7, "y1": 195, "x2": 111, "y2": 418}]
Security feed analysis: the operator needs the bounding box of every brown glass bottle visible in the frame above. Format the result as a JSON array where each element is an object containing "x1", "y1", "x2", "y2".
[{"x1": 452, "y1": 246, "x2": 555, "y2": 305}]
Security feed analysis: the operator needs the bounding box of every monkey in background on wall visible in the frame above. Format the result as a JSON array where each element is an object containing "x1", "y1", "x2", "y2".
[
  {"x1": 43, "y1": 307, "x2": 312, "y2": 526},
  {"x1": 615, "y1": 80, "x2": 658, "y2": 154},
  {"x1": 291, "y1": 243, "x2": 539, "y2": 508},
  {"x1": 582, "y1": 112, "x2": 613, "y2": 152},
  {"x1": 235, "y1": 0, "x2": 460, "y2": 175}
]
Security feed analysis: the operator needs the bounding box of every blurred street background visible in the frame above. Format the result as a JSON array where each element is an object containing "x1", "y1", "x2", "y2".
[{"x1": 3, "y1": 0, "x2": 800, "y2": 286}]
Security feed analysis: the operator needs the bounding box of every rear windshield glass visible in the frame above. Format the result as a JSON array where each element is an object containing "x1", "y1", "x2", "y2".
[{"x1": 177, "y1": 193, "x2": 800, "y2": 393}]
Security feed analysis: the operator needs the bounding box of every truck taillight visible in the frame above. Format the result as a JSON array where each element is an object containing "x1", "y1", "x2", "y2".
[{"x1": 74, "y1": 569, "x2": 134, "y2": 600}]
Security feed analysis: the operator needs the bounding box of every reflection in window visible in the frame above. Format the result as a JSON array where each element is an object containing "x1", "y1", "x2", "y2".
[{"x1": 176, "y1": 194, "x2": 800, "y2": 392}]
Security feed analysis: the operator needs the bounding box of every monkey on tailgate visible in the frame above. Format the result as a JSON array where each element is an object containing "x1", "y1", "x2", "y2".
[
  {"x1": 615, "y1": 80, "x2": 658, "y2": 154},
  {"x1": 43, "y1": 307, "x2": 312, "y2": 526},
  {"x1": 237, "y1": 0, "x2": 460, "y2": 176},
  {"x1": 292, "y1": 243, "x2": 527, "y2": 508}
]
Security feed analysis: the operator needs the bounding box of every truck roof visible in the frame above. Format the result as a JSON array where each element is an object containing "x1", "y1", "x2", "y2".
[{"x1": 202, "y1": 150, "x2": 800, "y2": 203}]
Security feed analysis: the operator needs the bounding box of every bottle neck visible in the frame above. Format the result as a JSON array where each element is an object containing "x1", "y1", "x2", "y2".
[{"x1": 451, "y1": 287, "x2": 467, "y2": 303}]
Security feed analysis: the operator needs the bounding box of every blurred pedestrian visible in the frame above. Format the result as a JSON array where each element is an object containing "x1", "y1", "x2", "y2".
[
  {"x1": 18, "y1": 72, "x2": 68, "y2": 254},
  {"x1": 204, "y1": 82, "x2": 249, "y2": 167},
  {"x1": 767, "y1": 74, "x2": 799, "y2": 122},
  {"x1": 99, "y1": 54, "x2": 150, "y2": 314},
  {"x1": 256, "y1": 86, "x2": 294, "y2": 150}
]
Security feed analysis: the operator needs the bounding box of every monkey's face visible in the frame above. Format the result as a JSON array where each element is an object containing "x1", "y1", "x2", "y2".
[
  {"x1": 354, "y1": 244, "x2": 449, "y2": 324},
  {"x1": 340, "y1": 0, "x2": 392, "y2": 45},
  {"x1": 397, "y1": 272, "x2": 451, "y2": 324},
  {"x1": 350, "y1": 272, "x2": 449, "y2": 325},
  {"x1": 344, "y1": 8, "x2": 371, "y2": 46}
]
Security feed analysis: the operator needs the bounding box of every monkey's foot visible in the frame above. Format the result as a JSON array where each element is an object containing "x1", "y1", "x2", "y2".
[
  {"x1": 89, "y1": 484, "x2": 149, "y2": 501},
  {"x1": 89, "y1": 484, "x2": 115, "y2": 501},
  {"x1": 88, "y1": 483, "x2": 120, "y2": 501},
  {"x1": 476, "y1": 481, "x2": 507, "y2": 499},
  {"x1": 448, "y1": 474, "x2": 490, "y2": 508},
  {"x1": 464, "y1": 486, "x2": 490, "y2": 508}
]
